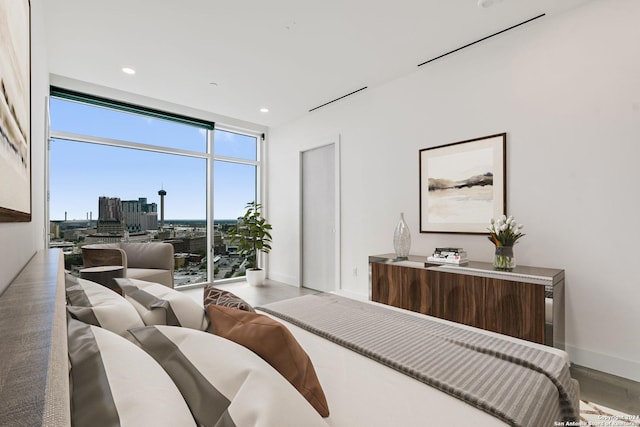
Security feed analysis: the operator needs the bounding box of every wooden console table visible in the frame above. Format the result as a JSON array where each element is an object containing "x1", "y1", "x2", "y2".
[{"x1": 369, "y1": 254, "x2": 565, "y2": 348}]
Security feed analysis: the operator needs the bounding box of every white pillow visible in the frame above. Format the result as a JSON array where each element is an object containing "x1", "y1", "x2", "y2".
[
  {"x1": 65, "y1": 274, "x2": 144, "y2": 339},
  {"x1": 129, "y1": 325, "x2": 330, "y2": 427},
  {"x1": 116, "y1": 278, "x2": 208, "y2": 330},
  {"x1": 67, "y1": 318, "x2": 196, "y2": 427}
]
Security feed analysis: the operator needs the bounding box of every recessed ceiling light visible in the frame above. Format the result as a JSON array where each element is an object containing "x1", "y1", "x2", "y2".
[
  {"x1": 260, "y1": 108, "x2": 269, "y2": 113},
  {"x1": 209, "y1": 82, "x2": 218, "y2": 87},
  {"x1": 121, "y1": 67, "x2": 136, "y2": 75},
  {"x1": 477, "y1": 0, "x2": 502, "y2": 7}
]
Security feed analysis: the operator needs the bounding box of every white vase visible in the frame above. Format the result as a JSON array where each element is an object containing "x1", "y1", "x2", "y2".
[
  {"x1": 393, "y1": 212, "x2": 411, "y2": 259},
  {"x1": 246, "y1": 268, "x2": 266, "y2": 286}
]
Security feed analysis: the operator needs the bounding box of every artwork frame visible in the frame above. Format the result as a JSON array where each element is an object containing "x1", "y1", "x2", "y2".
[
  {"x1": 0, "y1": 0, "x2": 31, "y2": 222},
  {"x1": 419, "y1": 133, "x2": 506, "y2": 234}
]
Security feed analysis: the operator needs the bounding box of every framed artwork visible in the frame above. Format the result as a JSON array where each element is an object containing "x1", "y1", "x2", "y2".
[
  {"x1": 0, "y1": 0, "x2": 31, "y2": 222},
  {"x1": 419, "y1": 133, "x2": 506, "y2": 234}
]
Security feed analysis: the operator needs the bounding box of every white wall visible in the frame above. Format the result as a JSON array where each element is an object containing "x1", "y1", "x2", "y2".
[
  {"x1": 268, "y1": 0, "x2": 640, "y2": 381},
  {"x1": 0, "y1": 0, "x2": 49, "y2": 294}
]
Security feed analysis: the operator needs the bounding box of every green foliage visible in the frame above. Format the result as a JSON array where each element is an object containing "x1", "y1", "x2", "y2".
[
  {"x1": 64, "y1": 253, "x2": 83, "y2": 270},
  {"x1": 229, "y1": 202, "x2": 273, "y2": 269}
]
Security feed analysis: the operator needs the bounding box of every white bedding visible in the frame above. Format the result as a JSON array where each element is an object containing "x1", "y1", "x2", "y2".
[{"x1": 259, "y1": 298, "x2": 570, "y2": 427}]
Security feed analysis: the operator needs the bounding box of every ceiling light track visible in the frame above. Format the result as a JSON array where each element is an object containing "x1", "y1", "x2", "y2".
[
  {"x1": 309, "y1": 86, "x2": 368, "y2": 112},
  {"x1": 417, "y1": 13, "x2": 545, "y2": 68}
]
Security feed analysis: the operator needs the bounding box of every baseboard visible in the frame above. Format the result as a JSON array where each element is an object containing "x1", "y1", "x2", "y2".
[
  {"x1": 331, "y1": 288, "x2": 369, "y2": 301},
  {"x1": 267, "y1": 271, "x2": 298, "y2": 286},
  {"x1": 566, "y1": 344, "x2": 640, "y2": 383}
]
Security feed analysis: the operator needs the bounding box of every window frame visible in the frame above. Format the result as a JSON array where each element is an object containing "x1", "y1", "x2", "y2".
[
  {"x1": 212, "y1": 125, "x2": 264, "y2": 281},
  {"x1": 47, "y1": 89, "x2": 264, "y2": 287}
]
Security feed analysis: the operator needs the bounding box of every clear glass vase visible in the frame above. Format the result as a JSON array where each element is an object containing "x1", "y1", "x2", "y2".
[
  {"x1": 393, "y1": 212, "x2": 411, "y2": 259},
  {"x1": 494, "y1": 246, "x2": 515, "y2": 271}
]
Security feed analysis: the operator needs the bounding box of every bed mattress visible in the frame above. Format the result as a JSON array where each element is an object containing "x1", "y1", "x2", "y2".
[{"x1": 258, "y1": 296, "x2": 573, "y2": 427}]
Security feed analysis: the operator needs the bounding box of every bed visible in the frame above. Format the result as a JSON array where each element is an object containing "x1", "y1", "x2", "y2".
[
  {"x1": 257, "y1": 294, "x2": 578, "y2": 427},
  {"x1": 0, "y1": 249, "x2": 579, "y2": 427},
  {"x1": 273, "y1": 315, "x2": 514, "y2": 426}
]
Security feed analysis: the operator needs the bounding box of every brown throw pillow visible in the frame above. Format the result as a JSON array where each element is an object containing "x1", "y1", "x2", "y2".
[
  {"x1": 206, "y1": 305, "x2": 330, "y2": 417},
  {"x1": 203, "y1": 285, "x2": 255, "y2": 313}
]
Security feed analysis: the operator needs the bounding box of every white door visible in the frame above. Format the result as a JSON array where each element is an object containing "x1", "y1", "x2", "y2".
[{"x1": 301, "y1": 143, "x2": 338, "y2": 292}]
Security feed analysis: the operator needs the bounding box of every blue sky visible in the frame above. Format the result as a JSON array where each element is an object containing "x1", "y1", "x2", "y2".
[{"x1": 49, "y1": 98, "x2": 257, "y2": 221}]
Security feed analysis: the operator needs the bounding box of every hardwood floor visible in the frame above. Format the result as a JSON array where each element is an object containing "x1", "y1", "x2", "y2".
[
  {"x1": 571, "y1": 364, "x2": 640, "y2": 415},
  {"x1": 181, "y1": 280, "x2": 640, "y2": 416}
]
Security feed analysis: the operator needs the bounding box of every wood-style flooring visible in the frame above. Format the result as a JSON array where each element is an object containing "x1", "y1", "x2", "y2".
[
  {"x1": 180, "y1": 278, "x2": 318, "y2": 307},
  {"x1": 571, "y1": 364, "x2": 640, "y2": 415},
  {"x1": 180, "y1": 279, "x2": 640, "y2": 416}
]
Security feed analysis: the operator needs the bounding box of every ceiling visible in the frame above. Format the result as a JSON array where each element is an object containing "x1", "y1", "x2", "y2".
[{"x1": 42, "y1": 0, "x2": 591, "y2": 128}]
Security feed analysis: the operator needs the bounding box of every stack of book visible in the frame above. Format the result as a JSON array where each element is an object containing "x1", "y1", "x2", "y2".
[{"x1": 427, "y1": 247, "x2": 468, "y2": 264}]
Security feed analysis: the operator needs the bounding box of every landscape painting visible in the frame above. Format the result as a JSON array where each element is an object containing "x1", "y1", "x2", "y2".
[
  {"x1": 419, "y1": 133, "x2": 505, "y2": 234},
  {"x1": 0, "y1": 0, "x2": 31, "y2": 222}
]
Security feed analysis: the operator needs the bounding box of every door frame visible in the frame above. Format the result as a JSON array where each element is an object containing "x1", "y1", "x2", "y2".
[{"x1": 298, "y1": 135, "x2": 341, "y2": 291}]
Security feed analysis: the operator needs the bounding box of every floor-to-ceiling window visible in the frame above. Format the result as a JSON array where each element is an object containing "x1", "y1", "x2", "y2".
[
  {"x1": 212, "y1": 129, "x2": 259, "y2": 279},
  {"x1": 48, "y1": 88, "x2": 261, "y2": 287}
]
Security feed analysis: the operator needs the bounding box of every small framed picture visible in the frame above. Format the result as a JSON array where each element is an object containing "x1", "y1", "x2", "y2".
[{"x1": 419, "y1": 133, "x2": 506, "y2": 234}]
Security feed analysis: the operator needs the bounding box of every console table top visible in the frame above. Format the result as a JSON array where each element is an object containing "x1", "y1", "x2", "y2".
[{"x1": 369, "y1": 253, "x2": 564, "y2": 285}]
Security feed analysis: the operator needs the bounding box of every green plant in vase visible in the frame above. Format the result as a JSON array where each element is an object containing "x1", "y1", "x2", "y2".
[
  {"x1": 229, "y1": 201, "x2": 272, "y2": 285},
  {"x1": 487, "y1": 215, "x2": 525, "y2": 271}
]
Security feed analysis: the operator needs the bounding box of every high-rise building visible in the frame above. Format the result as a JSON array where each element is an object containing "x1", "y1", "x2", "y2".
[
  {"x1": 141, "y1": 211, "x2": 158, "y2": 231},
  {"x1": 97, "y1": 196, "x2": 124, "y2": 235},
  {"x1": 139, "y1": 198, "x2": 157, "y2": 214},
  {"x1": 142, "y1": 199, "x2": 158, "y2": 231},
  {"x1": 122, "y1": 197, "x2": 159, "y2": 232},
  {"x1": 158, "y1": 189, "x2": 167, "y2": 228},
  {"x1": 121, "y1": 199, "x2": 142, "y2": 232}
]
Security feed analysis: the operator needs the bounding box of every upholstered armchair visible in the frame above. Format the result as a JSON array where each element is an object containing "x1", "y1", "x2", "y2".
[{"x1": 82, "y1": 242, "x2": 175, "y2": 287}]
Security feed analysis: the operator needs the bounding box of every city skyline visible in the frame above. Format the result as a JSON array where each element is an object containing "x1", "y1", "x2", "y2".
[{"x1": 49, "y1": 187, "x2": 251, "y2": 222}]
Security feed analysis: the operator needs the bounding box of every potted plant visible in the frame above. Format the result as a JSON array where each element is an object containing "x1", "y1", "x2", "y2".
[{"x1": 229, "y1": 201, "x2": 273, "y2": 286}]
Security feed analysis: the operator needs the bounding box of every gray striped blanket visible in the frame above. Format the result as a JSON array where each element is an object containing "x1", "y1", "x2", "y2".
[{"x1": 258, "y1": 293, "x2": 579, "y2": 427}]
